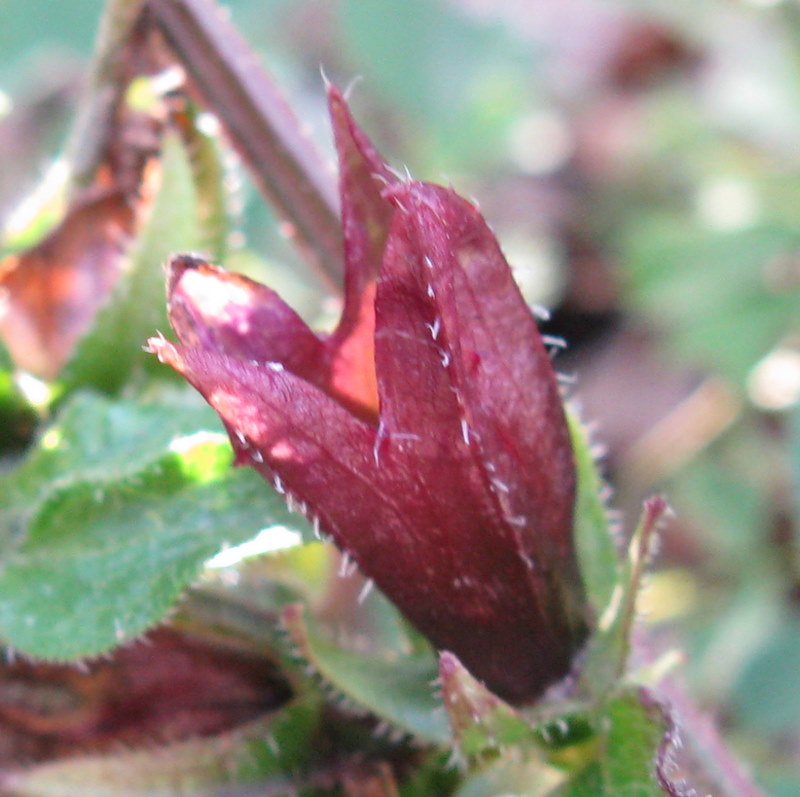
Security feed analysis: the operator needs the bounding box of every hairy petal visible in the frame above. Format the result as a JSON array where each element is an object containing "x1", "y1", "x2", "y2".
[
  {"x1": 148, "y1": 336, "x2": 388, "y2": 515},
  {"x1": 156, "y1": 94, "x2": 587, "y2": 705},
  {"x1": 384, "y1": 183, "x2": 586, "y2": 647},
  {"x1": 151, "y1": 302, "x2": 567, "y2": 703},
  {"x1": 370, "y1": 202, "x2": 582, "y2": 702}
]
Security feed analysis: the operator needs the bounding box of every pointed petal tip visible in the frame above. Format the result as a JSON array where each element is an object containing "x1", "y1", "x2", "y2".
[
  {"x1": 326, "y1": 76, "x2": 365, "y2": 107},
  {"x1": 438, "y1": 651, "x2": 459, "y2": 680},
  {"x1": 643, "y1": 495, "x2": 672, "y2": 528},
  {"x1": 327, "y1": 82, "x2": 395, "y2": 187},
  {"x1": 325, "y1": 80, "x2": 344, "y2": 106},
  {"x1": 166, "y1": 252, "x2": 215, "y2": 296},
  {"x1": 326, "y1": 83, "x2": 353, "y2": 137}
]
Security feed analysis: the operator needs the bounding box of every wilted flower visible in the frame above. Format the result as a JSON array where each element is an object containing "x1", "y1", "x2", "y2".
[{"x1": 149, "y1": 87, "x2": 587, "y2": 704}]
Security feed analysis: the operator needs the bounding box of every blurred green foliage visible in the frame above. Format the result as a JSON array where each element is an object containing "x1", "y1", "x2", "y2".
[{"x1": 0, "y1": 1, "x2": 103, "y2": 79}]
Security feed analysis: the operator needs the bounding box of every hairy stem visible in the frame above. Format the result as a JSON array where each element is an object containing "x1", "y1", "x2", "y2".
[
  {"x1": 65, "y1": 0, "x2": 148, "y2": 190},
  {"x1": 148, "y1": 0, "x2": 342, "y2": 289},
  {"x1": 660, "y1": 678, "x2": 765, "y2": 797}
]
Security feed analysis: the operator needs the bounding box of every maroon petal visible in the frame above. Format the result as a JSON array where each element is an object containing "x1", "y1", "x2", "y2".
[
  {"x1": 147, "y1": 338, "x2": 444, "y2": 588},
  {"x1": 149, "y1": 335, "x2": 379, "y2": 491},
  {"x1": 323, "y1": 86, "x2": 399, "y2": 414},
  {"x1": 166, "y1": 254, "x2": 329, "y2": 388},
  {"x1": 327, "y1": 85, "x2": 396, "y2": 341},
  {"x1": 152, "y1": 306, "x2": 565, "y2": 703},
  {"x1": 369, "y1": 200, "x2": 583, "y2": 702},
  {"x1": 383, "y1": 183, "x2": 586, "y2": 646}
]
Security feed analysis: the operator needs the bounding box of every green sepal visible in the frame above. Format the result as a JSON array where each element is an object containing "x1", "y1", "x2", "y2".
[
  {"x1": 281, "y1": 601, "x2": 449, "y2": 744},
  {"x1": 61, "y1": 133, "x2": 201, "y2": 394},
  {"x1": 568, "y1": 408, "x2": 619, "y2": 616},
  {"x1": 555, "y1": 689, "x2": 675, "y2": 797},
  {"x1": 438, "y1": 650, "x2": 539, "y2": 760},
  {"x1": 579, "y1": 498, "x2": 670, "y2": 698}
]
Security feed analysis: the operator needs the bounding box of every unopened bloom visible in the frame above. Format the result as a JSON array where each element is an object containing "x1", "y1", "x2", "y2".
[{"x1": 150, "y1": 88, "x2": 587, "y2": 704}]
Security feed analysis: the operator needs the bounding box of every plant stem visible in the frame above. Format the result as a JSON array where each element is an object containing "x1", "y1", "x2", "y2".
[
  {"x1": 148, "y1": 0, "x2": 343, "y2": 290},
  {"x1": 65, "y1": 0, "x2": 148, "y2": 191}
]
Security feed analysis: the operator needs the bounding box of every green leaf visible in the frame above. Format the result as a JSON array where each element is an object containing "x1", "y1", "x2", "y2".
[
  {"x1": 62, "y1": 133, "x2": 201, "y2": 393},
  {"x1": 439, "y1": 650, "x2": 538, "y2": 760},
  {"x1": 0, "y1": 390, "x2": 313, "y2": 660},
  {"x1": 0, "y1": 391, "x2": 223, "y2": 550},
  {"x1": 0, "y1": 450, "x2": 310, "y2": 660},
  {"x1": 568, "y1": 409, "x2": 619, "y2": 616},
  {"x1": 579, "y1": 499, "x2": 670, "y2": 698},
  {"x1": 0, "y1": 698, "x2": 320, "y2": 796},
  {"x1": 556, "y1": 690, "x2": 672, "y2": 797},
  {"x1": 282, "y1": 602, "x2": 449, "y2": 744}
]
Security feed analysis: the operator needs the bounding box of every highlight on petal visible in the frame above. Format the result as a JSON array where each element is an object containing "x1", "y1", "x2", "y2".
[
  {"x1": 167, "y1": 254, "x2": 328, "y2": 385},
  {"x1": 146, "y1": 335, "x2": 382, "y2": 525}
]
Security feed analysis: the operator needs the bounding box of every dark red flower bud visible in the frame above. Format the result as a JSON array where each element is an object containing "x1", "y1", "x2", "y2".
[{"x1": 149, "y1": 87, "x2": 587, "y2": 704}]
